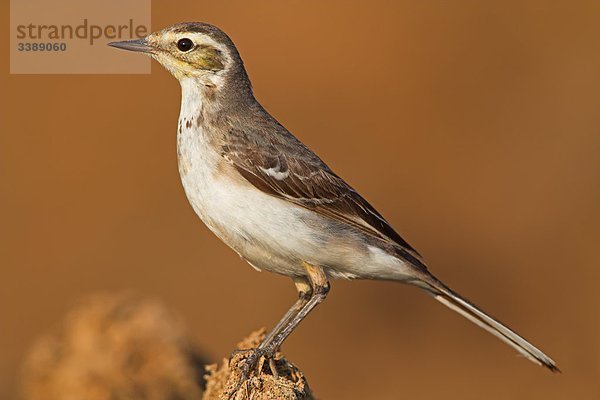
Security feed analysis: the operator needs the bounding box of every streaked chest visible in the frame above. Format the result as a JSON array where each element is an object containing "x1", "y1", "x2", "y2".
[
  {"x1": 176, "y1": 99, "x2": 228, "y2": 229},
  {"x1": 175, "y1": 87, "x2": 261, "y2": 251}
]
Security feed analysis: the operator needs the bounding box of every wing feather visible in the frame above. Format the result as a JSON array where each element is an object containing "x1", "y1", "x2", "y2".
[{"x1": 222, "y1": 127, "x2": 426, "y2": 270}]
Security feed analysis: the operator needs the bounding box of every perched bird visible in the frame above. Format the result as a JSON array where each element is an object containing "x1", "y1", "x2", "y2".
[{"x1": 109, "y1": 22, "x2": 558, "y2": 388}]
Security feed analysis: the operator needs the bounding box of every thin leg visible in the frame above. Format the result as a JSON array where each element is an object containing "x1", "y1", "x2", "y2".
[
  {"x1": 227, "y1": 265, "x2": 329, "y2": 399},
  {"x1": 260, "y1": 262, "x2": 330, "y2": 355},
  {"x1": 259, "y1": 277, "x2": 312, "y2": 348},
  {"x1": 227, "y1": 276, "x2": 314, "y2": 398},
  {"x1": 229, "y1": 277, "x2": 310, "y2": 361}
]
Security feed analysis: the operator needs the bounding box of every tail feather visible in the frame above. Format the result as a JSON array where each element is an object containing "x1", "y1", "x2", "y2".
[{"x1": 425, "y1": 280, "x2": 559, "y2": 372}]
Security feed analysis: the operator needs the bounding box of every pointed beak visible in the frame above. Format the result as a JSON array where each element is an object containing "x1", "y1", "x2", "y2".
[{"x1": 108, "y1": 38, "x2": 153, "y2": 53}]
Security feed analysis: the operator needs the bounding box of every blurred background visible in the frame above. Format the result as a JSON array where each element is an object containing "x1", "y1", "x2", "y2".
[{"x1": 2, "y1": 1, "x2": 599, "y2": 399}]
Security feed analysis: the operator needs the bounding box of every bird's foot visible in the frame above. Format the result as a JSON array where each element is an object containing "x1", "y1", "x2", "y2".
[
  {"x1": 227, "y1": 346, "x2": 278, "y2": 399},
  {"x1": 228, "y1": 348, "x2": 250, "y2": 363}
]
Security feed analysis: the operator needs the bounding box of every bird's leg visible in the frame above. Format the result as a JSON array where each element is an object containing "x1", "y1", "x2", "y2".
[
  {"x1": 261, "y1": 277, "x2": 312, "y2": 347},
  {"x1": 227, "y1": 277, "x2": 312, "y2": 398},
  {"x1": 228, "y1": 266, "x2": 329, "y2": 398},
  {"x1": 229, "y1": 277, "x2": 311, "y2": 361},
  {"x1": 260, "y1": 262, "x2": 330, "y2": 357}
]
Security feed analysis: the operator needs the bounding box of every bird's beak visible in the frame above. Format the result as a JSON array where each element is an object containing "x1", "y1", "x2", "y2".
[{"x1": 108, "y1": 38, "x2": 153, "y2": 53}]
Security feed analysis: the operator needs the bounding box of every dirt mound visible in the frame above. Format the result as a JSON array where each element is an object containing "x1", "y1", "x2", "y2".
[{"x1": 203, "y1": 329, "x2": 314, "y2": 400}]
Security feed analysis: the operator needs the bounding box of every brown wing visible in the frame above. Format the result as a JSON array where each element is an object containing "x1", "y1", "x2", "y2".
[{"x1": 221, "y1": 128, "x2": 426, "y2": 271}]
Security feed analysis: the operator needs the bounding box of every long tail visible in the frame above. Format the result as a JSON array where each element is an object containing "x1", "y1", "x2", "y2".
[{"x1": 422, "y1": 277, "x2": 559, "y2": 372}]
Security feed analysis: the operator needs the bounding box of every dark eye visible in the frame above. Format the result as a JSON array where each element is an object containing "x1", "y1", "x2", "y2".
[{"x1": 177, "y1": 38, "x2": 194, "y2": 52}]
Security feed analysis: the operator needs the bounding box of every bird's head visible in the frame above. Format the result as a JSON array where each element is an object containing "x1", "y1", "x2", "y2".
[{"x1": 109, "y1": 22, "x2": 246, "y2": 90}]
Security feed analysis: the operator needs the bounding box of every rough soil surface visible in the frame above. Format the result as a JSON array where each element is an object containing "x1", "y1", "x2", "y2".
[{"x1": 203, "y1": 329, "x2": 315, "y2": 400}]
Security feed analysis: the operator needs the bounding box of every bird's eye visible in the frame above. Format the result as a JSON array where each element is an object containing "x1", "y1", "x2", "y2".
[{"x1": 177, "y1": 38, "x2": 194, "y2": 52}]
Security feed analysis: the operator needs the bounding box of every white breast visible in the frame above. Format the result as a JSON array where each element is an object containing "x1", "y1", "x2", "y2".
[
  {"x1": 176, "y1": 80, "x2": 319, "y2": 276},
  {"x1": 177, "y1": 122, "x2": 318, "y2": 276}
]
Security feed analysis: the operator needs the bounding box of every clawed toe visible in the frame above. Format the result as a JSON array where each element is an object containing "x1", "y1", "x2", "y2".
[
  {"x1": 228, "y1": 348, "x2": 253, "y2": 363},
  {"x1": 227, "y1": 347, "x2": 278, "y2": 399}
]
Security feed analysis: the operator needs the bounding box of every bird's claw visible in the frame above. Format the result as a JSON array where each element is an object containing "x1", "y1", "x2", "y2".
[
  {"x1": 226, "y1": 347, "x2": 276, "y2": 399},
  {"x1": 228, "y1": 348, "x2": 252, "y2": 363}
]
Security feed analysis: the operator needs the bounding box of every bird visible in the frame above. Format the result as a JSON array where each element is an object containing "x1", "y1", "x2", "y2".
[{"x1": 109, "y1": 21, "x2": 559, "y2": 390}]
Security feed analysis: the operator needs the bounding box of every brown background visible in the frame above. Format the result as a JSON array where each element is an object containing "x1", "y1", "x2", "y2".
[{"x1": 2, "y1": 1, "x2": 599, "y2": 399}]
